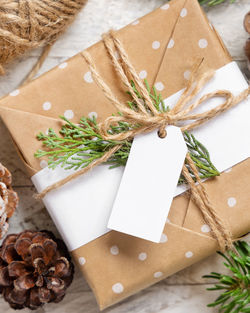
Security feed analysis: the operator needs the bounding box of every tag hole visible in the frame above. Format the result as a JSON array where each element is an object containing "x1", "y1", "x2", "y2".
[{"x1": 158, "y1": 129, "x2": 167, "y2": 139}]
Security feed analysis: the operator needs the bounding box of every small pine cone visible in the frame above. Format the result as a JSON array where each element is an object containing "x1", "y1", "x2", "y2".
[
  {"x1": 244, "y1": 12, "x2": 250, "y2": 72},
  {"x1": 0, "y1": 163, "x2": 18, "y2": 239},
  {"x1": 245, "y1": 39, "x2": 250, "y2": 70},
  {"x1": 0, "y1": 230, "x2": 74, "y2": 310},
  {"x1": 244, "y1": 12, "x2": 250, "y2": 34}
]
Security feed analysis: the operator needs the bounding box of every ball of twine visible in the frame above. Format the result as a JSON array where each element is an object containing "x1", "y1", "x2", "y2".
[{"x1": 0, "y1": 0, "x2": 87, "y2": 75}]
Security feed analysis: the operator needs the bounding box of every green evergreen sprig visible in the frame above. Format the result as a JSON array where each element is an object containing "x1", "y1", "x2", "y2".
[
  {"x1": 199, "y1": 0, "x2": 235, "y2": 6},
  {"x1": 35, "y1": 80, "x2": 220, "y2": 184},
  {"x1": 204, "y1": 241, "x2": 250, "y2": 313}
]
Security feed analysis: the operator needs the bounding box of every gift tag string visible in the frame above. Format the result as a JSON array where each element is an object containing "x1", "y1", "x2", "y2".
[{"x1": 37, "y1": 31, "x2": 250, "y2": 252}]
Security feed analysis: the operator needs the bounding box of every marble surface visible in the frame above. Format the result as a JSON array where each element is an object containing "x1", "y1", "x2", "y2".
[{"x1": 0, "y1": 0, "x2": 249, "y2": 312}]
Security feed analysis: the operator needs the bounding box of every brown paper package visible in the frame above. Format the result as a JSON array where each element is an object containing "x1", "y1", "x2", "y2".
[{"x1": 0, "y1": 0, "x2": 249, "y2": 309}]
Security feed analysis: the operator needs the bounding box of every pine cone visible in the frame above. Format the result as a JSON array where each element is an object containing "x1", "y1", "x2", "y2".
[
  {"x1": 244, "y1": 38, "x2": 250, "y2": 71},
  {"x1": 0, "y1": 163, "x2": 18, "y2": 239},
  {"x1": 244, "y1": 12, "x2": 250, "y2": 34},
  {"x1": 0, "y1": 230, "x2": 74, "y2": 310},
  {"x1": 244, "y1": 12, "x2": 250, "y2": 72}
]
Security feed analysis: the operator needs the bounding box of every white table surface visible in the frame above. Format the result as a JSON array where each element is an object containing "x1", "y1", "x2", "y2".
[{"x1": 0, "y1": 0, "x2": 249, "y2": 312}]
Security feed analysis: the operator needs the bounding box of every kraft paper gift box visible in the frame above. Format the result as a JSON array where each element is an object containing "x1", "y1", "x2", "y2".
[{"x1": 0, "y1": 0, "x2": 250, "y2": 309}]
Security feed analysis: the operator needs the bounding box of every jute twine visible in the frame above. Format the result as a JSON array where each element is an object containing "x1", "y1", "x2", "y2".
[
  {"x1": 0, "y1": 0, "x2": 87, "y2": 75},
  {"x1": 37, "y1": 31, "x2": 250, "y2": 252}
]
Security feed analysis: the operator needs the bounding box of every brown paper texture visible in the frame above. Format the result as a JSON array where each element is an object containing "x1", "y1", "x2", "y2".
[{"x1": 0, "y1": 0, "x2": 249, "y2": 309}]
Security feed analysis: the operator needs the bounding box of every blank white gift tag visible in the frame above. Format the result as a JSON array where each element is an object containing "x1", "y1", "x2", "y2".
[{"x1": 108, "y1": 126, "x2": 187, "y2": 243}]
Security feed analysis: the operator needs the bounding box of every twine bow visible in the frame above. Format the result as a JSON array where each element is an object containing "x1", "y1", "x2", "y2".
[{"x1": 37, "y1": 31, "x2": 250, "y2": 252}]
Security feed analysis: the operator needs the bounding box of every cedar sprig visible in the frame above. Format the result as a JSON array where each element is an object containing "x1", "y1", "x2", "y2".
[
  {"x1": 199, "y1": 0, "x2": 235, "y2": 6},
  {"x1": 203, "y1": 241, "x2": 250, "y2": 313},
  {"x1": 184, "y1": 132, "x2": 219, "y2": 180},
  {"x1": 35, "y1": 80, "x2": 219, "y2": 183},
  {"x1": 35, "y1": 116, "x2": 130, "y2": 170}
]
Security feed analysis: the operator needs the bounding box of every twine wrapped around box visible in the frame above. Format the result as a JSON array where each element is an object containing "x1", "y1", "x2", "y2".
[{"x1": 36, "y1": 30, "x2": 249, "y2": 252}]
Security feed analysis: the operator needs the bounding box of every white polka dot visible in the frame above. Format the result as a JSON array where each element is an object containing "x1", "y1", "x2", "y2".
[
  {"x1": 180, "y1": 8, "x2": 187, "y2": 17},
  {"x1": 161, "y1": 3, "x2": 170, "y2": 10},
  {"x1": 42, "y1": 101, "x2": 52, "y2": 111},
  {"x1": 154, "y1": 271, "x2": 163, "y2": 278},
  {"x1": 110, "y1": 245, "x2": 119, "y2": 255},
  {"x1": 139, "y1": 70, "x2": 147, "y2": 79},
  {"x1": 64, "y1": 110, "x2": 74, "y2": 120},
  {"x1": 40, "y1": 160, "x2": 48, "y2": 169},
  {"x1": 224, "y1": 167, "x2": 232, "y2": 173},
  {"x1": 160, "y1": 233, "x2": 168, "y2": 243},
  {"x1": 112, "y1": 283, "x2": 124, "y2": 294},
  {"x1": 227, "y1": 197, "x2": 236, "y2": 207},
  {"x1": 78, "y1": 257, "x2": 86, "y2": 265},
  {"x1": 198, "y1": 39, "x2": 208, "y2": 49},
  {"x1": 84, "y1": 71, "x2": 93, "y2": 83},
  {"x1": 138, "y1": 252, "x2": 147, "y2": 261},
  {"x1": 45, "y1": 129, "x2": 49, "y2": 135},
  {"x1": 155, "y1": 82, "x2": 164, "y2": 91},
  {"x1": 166, "y1": 218, "x2": 171, "y2": 223},
  {"x1": 88, "y1": 112, "x2": 98, "y2": 119},
  {"x1": 152, "y1": 41, "x2": 160, "y2": 50},
  {"x1": 132, "y1": 20, "x2": 139, "y2": 25},
  {"x1": 58, "y1": 62, "x2": 68, "y2": 69},
  {"x1": 185, "y1": 251, "x2": 193, "y2": 258},
  {"x1": 167, "y1": 39, "x2": 175, "y2": 49},
  {"x1": 184, "y1": 70, "x2": 191, "y2": 80},
  {"x1": 201, "y1": 224, "x2": 211, "y2": 233},
  {"x1": 9, "y1": 89, "x2": 20, "y2": 97}
]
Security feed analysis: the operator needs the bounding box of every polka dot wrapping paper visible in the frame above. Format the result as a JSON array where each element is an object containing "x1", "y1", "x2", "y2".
[{"x1": 0, "y1": 0, "x2": 250, "y2": 310}]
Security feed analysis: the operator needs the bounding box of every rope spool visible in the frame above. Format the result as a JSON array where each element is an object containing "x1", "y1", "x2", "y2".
[{"x1": 0, "y1": 0, "x2": 87, "y2": 74}]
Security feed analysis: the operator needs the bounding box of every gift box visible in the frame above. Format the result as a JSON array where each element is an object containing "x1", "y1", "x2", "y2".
[{"x1": 0, "y1": 0, "x2": 250, "y2": 310}]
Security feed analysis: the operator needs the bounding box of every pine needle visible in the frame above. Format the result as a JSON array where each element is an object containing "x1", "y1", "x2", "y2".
[
  {"x1": 199, "y1": 0, "x2": 236, "y2": 6},
  {"x1": 204, "y1": 241, "x2": 250, "y2": 313}
]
